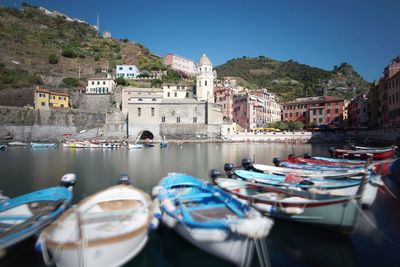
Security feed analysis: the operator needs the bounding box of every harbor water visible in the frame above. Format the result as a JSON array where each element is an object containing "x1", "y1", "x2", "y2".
[{"x1": 0, "y1": 143, "x2": 399, "y2": 267}]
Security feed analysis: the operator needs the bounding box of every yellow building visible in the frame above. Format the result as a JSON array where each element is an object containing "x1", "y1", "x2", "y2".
[{"x1": 34, "y1": 87, "x2": 69, "y2": 110}]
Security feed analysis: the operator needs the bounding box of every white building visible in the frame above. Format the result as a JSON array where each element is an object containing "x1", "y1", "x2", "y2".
[
  {"x1": 196, "y1": 54, "x2": 214, "y2": 103},
  {"x1": 86, "y1": 77, "x2": 116, "y2": 94},
  {"x1": 116, "y1": 65, "x2": 140, "y2": 79},
  {"x1": 162, "y1": 84, "x2": 195, "y2": 99},
  {"x1": 163, "y1": 54, "x2": 197, "y2": 76}
]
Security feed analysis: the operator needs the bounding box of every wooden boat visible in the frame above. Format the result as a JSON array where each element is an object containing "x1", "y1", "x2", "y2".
[
  {"x1": 7, "y1": 141, "x2": 28, "y2": 146},
  {"x1": 31, "y1": 143, "x2": 57, "y2": 148},
  {"x1": 329, "y1": 147, "x2": 395, "y2": 160},
  {"x1": 252, "y1": 163, "x2": 365, "y2": 179},
  {"x1": 214, "y1": 177, "x2": 365, "y2": 233},
  {"x1": 0, "y1": 174, "x2": 75, "y2": 250},
  {"x1": 38, "y1": 176, "x2": 153, "y2": 267},
  {"x1": 353, "y1": 145, "x2": 397, "y2": 151},
  {"x1": 153, "y1": 173, "x2": 274, "y2": 267},
  {"x1": 128, "y1": 143, "x2": 144, "y2": 149},
  {"x1": 285, "y1": 155, "x2": 393, "y2": 176},
  {"x1": 233, "y1": 170, "x2": 380, "y2": 206}
]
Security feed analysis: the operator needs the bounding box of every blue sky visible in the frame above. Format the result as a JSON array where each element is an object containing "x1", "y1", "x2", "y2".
[{"x1": 3, "y1": 0, "x2": 400, "y2": 81}]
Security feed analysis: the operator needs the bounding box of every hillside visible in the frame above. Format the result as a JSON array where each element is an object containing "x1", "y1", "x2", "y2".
[
  {"x1": 0, "y1": 5, "x2": 165, "y2": 106},
  {"x1": 215, "y1": 57, "x2": 370, "y2": 101}
]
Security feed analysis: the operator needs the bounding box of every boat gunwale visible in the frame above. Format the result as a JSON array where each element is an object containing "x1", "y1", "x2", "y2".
[{"x1": 42, "y1": 185, "x2": 153, "y2": 250}]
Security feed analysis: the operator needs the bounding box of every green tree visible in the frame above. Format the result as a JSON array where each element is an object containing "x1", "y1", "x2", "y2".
[
  {"x1": 62, "y1": 77, "x2": 80, "y2": 87},
  {"x1": 115, "y1": 76, "x2": 127, "y2": 86},
  {"x1": 61, "y1": 47, "x2": 77, "y2": 58},
  {"x1": 151, "y1": 79, "x2": 162, "y2": 87},
  {"x1": 288, "y1": 121, "x2": 304, "y2": 130}
]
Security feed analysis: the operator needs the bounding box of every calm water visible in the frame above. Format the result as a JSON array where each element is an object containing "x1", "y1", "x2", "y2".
[{"x1": 0, "y1": 143, "x2": 399, "y2": 267}]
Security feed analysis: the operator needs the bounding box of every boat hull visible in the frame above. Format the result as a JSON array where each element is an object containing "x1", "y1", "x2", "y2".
[
  {"x1": 173, "y1": 221, "x2": 254, "y2": 267},
  {"x1": 48, "y1": 229, "x2": 149, "y2": 267}
]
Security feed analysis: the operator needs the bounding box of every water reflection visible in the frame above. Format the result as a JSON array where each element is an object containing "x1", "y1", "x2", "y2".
[{"x1": 2, "y1": 143, "x2": 398, "y2": 267}]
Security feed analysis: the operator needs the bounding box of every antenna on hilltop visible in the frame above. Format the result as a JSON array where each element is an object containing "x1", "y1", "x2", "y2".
[{"x1": 96, "y1": 14, "x2": 100, "y2": 34}]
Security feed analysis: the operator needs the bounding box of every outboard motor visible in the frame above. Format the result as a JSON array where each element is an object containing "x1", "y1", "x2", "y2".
[
  {"x1": 117, "y1": 174, "x2": 131, "y2": 185},
  {"x1": 60, "y1": 173, "x2": 76, "y2": 191},
  {"x1": 303, "y1": 153, "x2": 312, "y2": 159},
  {"x1": 209, "y1": 169, "x2": 221, "y2": 184},
  {"x1": 224, "y1": 163, "x2": 234, "y2": 178},
  {"x1": 328, "y1": 147, "x2": 335, "y2": 157},
  {"x1": 241, "y1": 158, "x2": 253, "y2": 171},
  {"x1": 272, "y1": 157, "x2": 281, "y2": 167}
]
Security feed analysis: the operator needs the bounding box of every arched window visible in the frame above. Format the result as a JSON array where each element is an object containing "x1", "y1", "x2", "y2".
[
  {"x1": 161, "y1": 115, "x2": 165, "y2": 123},
  {"x1": 152, "y1": 98, "x2": 157, "y2": 101},
  {"x1": 177, "y1": 116, "x2": 181, "y2": 123},
  {"x1": 198, "y1": 81, "x2": 201, "y2": 86},
  {"x1": 138, "y1": 98, "x2": 143, "y2": 101},
  {"x1": 205, "y1": 80, "x2": 207, "y2": 86}
]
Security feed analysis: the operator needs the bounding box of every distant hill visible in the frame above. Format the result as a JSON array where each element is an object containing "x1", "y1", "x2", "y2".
[
  {"x1": 215, "y1": 56, "x2": 370, "y2": 101},
  {"x1": 0, "y1": 5, "x2": 165, "y2": 106}
]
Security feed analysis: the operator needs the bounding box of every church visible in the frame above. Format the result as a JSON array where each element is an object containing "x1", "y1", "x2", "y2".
[{"x1": 121, "y1": 54, "x2": 224, "y2": 141}]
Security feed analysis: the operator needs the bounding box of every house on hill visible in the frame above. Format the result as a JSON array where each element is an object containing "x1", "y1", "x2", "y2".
[{"x1": 34, "y1": 87, "x2": 69, "y2": 110}]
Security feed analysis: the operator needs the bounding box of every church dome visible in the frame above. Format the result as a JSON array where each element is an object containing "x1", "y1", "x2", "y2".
[{"x1": 198, "y1": 53, "x2": 212, "y2": 66}]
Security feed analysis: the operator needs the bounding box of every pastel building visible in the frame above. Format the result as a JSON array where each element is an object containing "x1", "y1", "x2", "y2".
[
  {"x1": 34, "y1": 87, "x2": 69, "y2": 110},
  {"x1": 163, "y1": 84, "x2": 195, "y2": 99},
  {"x1": 163, "y1": 53, "x2": 197, "y2": 76},
  {"x1": 232, "y1": 90, "x2": 281, "y2": 131},
  {"x1": 86, "y1": 77, "x2": 116, "y2": 94},
  {"x1": 282, "y1": 96, "x2": 345, "y2": 127},
  {"x1": 214, "y1": 86, "x2": 235, "y2": 119},
  {"x1": 348, "y1": 94, "x2": 368, "y2": 128},
  {"x1": 116, "y1": 65, "x2": 140, "y2": 79}
]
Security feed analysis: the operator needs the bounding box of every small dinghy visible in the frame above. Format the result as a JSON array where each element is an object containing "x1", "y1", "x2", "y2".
[
  {"x1": 38, "y1": 175, "x2": 153, "y2": 267},
  {"x1": 128, "y1": 143, "x2": 144, "y2": 149},
  {"x1": 31, "y1": 143, "x2": 57, "y2": 148},
  {"x1": 0, "y1": 174, "x2": 75, "y2": 250},
  {"x1": 213, "y1": 174, "x2": 367, "y2": 233},
  {"x1": 233, "y1": 169, "x2": 381, "y2": 207},
  {"x1": 7, "y1": 141, "x2": 28, "y2": 147},
  {"x1": 153, "y1": 173, "x2": 274, "y2": 267}
]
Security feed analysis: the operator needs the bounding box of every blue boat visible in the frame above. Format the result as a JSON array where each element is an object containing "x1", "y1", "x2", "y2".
[
  {"x1": 153, "y1": 173, "x2": 273, "y2": 267},
  {"x1": 0, "y1": 174, "x2": 76, "y2": 250},
  {"x1": 280, "y1": 162, "x2": 365, "y2": 171},
  {"x1": 31, "y1": 142, "x2": 57, "y2": 148}
]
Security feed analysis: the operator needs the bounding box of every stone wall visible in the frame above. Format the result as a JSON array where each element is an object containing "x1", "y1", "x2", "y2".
[
  {"x1": 0, "y1": 106, "x2": 106, "y2": 141},
  {"x1": 160, "y1": 124, "x2": 221, "y2": 139}
]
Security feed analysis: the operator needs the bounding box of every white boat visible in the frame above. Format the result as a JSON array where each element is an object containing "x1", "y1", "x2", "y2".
[
  {"x1": 128, "y1": 143, "x2": 144, "y2": 149},
  {"x1": 38, "y1": 178, "x2": 153, "y2": 267},
  {"x1": 252, "y1": 163, "x2": 366, "y2": 179},
  {"x1": 7, "y1": 141, "x2": 28, "y2": 146}
]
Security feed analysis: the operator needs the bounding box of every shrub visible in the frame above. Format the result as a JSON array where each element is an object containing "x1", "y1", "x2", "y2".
[
  {"x1": 115, "y1": 76, "x2": 127, "y2": 86},
  {"x1": 62, "y1": 77, "x2": 80, "y2": 87},
  {"x1": 62, "y1": 47, "x2": 77, "y2": 58},
  {"x1": 151, "y1": 79, "x2": 162, "y2": 87},
  {"x1": 48, "y1": 53, "x2": 58, "y2": 64}
]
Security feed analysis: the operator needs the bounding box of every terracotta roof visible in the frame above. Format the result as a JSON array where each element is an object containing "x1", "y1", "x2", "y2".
[
  {"x1": 35, "y1": 88, "x2": 50, "y2": 94},
  {"x1": 50, "y1": 91, "x2": 69, "y2": 97}
]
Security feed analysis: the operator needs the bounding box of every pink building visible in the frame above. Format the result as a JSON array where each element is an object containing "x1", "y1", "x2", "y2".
[
  {"x1": 348, "y1": 94, "x2": 368, "y2": 128},
  {"x1": 378, "y1": 59, "x2": 400, "y2": 128},
  {"x1": 163, "y1": 53, "x2": 197, "y2": 76},
  {"x1": 232, "y1": 91, "x2": 281, "y2": 131},
  {"x1": 214, "y1": 86, "x2": 235, "y2": 119}
]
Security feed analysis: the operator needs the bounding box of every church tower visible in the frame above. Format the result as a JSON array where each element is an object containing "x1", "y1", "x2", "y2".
[{"x1": 196, "y1": 54, "x2": 214, "y2": 103}]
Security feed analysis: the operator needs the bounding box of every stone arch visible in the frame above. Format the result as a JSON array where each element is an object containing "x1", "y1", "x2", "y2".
[{"x1": 139, "y1": 130, "x2": 154, "y2": 140}]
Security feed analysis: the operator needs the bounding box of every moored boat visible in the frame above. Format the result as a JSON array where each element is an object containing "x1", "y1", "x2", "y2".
[
  {"x1": 7, "y1": 141, "x2": 28, "y2": 147},
  {"x1": 329, "y1": 147, "x2": 395, "y2": 160},
  {"x1": 153, "y1": 173, "x2": 274, "y2": 267},
  {"x1": 31, "y1": 143, "x2": 57, "y2": 148},
  {"x1": 128, "y1": 143, "x2": 144, "y2": 149},
  {"x1": 233, "y1": 169, "x2": 381, "y2": 206},
  {"x1": 0, "y1": 174, "x2": 75, "y2": 250},
  {"x1": 0, "y1": 144, "x2": 6, "y2": 151},
  {"x1": 38, "y1": 175, "x2": 153, "y2": 267},
  {"x1": 213, "y1": 176, "x2": 366, "y2": 233}
]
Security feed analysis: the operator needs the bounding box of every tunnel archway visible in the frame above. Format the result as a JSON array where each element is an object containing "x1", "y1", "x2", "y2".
[{"x1": 139, "y1": 130, "x2": 154, "y2": 140}]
